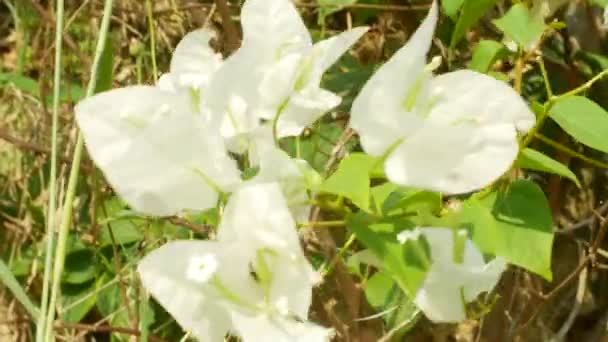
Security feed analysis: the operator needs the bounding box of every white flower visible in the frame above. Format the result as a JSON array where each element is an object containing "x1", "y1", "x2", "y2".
[
  {"x1": 247, "y1": 140, "x2": 320, "y2": 222},
  {"x1": 349, "y1": 0, "x2": 535, "y2": 195},
  {"x1": 157, "y1": 29, "x2": 223, "y2": 92},
  {"x1": 138, "y1": 183, "x2": 329, "y2": 341},
  {"x1": 206, "y1": 0, "x2": 368, "y2": 152},
  {"x1": 75, "y1": 30, "x2": 240, "y2": 216},
  {"x1": 409, "y1": 228, "x2": 506, "y2": 322}
]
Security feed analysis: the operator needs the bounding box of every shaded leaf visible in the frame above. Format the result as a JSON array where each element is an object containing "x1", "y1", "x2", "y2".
[
  {"x1": 516, "y1": 148, "x2": 580, "y2": 187},
  {"x1": 461, "y1": 180, "x2": 554, "y2": 280},
  {"x1": 347, "y1": 212, "x2": 429, "y2": 296},
  {"x1": 451, "y1": 0, "x2": 500, "y2": 47},
  {"x1": 469, "y1": 40, "x2": 508, "y2": 73}
]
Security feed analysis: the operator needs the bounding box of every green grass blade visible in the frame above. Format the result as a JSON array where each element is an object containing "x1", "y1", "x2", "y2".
[{"x1": 0, "y1": 258, "x2": 39, "y2": 319}]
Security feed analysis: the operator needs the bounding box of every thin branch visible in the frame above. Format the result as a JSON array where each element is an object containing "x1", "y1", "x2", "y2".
[
  {"x1": 0, "y1": 127, "x2": 91, "y2": 172},
  {"x1": 167, "y1": 216, "x2": 213, "y2": 236}
]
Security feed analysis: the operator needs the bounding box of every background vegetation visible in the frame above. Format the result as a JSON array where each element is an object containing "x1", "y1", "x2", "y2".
[{"x1": 0, "y1": 0, "x2": 607, "y2": 341}]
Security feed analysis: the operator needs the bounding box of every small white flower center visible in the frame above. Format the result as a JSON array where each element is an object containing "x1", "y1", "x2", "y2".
[{"x1": 186, "y1": 254, "x2": 219, "y2": 283}]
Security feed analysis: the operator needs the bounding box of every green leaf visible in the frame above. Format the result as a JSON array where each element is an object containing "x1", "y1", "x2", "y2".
[
  {"x1": 98, "y1": 198, "x2": 144, "y2": 247},
  {"x1": 95, "y1": 34, "x2": 115, "y2": 94},
  {"x1": 549, "y1": 96, "x2": 608, "y2": 153},
  {"x1": 461, "y1": 180, "x2": 554, "y2": 280},
  {"x1": 493, "y1": 3, "x2": 546, "y2": 48},
  {"x1": 0, "y1": 258, "x2": 39, "y2": 319},
  {"x1": 0, "y1": 72, "x2": 40, "y2": 96},
  {"x1": 321, "y1": 153, "x2": 377, "y2": 211},
  {"x1": 63, "y1": 249, "x2": 98, "y2": 285},
  {"x1": 469, "y1": 40, "x2": 508, "y2": 73},
  {"x1": 97, "y1": 277, "x2": 121, "y2": 316},
  {"x1": 516, "y1": 148, "x2": 581, "y2": 187},
  {"x1": 347, "y1": 212, "x2": 429, "y2": 296},
  {"x1": 371, "y1": 182, "x2": 402, "y2": 215},
  {"x1": 62, "y1": 281, "x2": 97, "y2": 323},
  {"x1": 451, "y1": 0, "x2": 500, "y2": 47},
  {"x1": 365, "y1": 271, "x2": 420, "y2": 336},
  {"x1": 442, "y1": 0, "x2": 466, "y2": 18}
]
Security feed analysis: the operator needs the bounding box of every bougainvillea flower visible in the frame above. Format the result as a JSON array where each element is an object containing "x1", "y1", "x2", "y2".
[
  {"x1": 138, "y1": 183, "x2": 329, "y2": 341},
  {"x1": 206, "y1": 0, "x2": 368, "y2": 152},
  {"x1": 247, "y1": 141, "x2": 320, "y2": 222},
  {"x1": 399, "y1": 228, "x2": 506, "y2": 322},
  {"x1": 157, "y1": 29, "x2": 223, "y2": 92},
  {"x1": 75, "y1": 30, "x2": 239, "y2": 216},
  {"x1": 350, "y1": 0, "x2": 535, "y2": 194}
]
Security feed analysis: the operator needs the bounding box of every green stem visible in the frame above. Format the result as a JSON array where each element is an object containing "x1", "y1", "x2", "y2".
[
  {"x1": 534, "y1": 133, "x2": 608, "y2": 169},
  {"x1": 37, "y1": 0, "x2": 65, "y2": 339},
  {"x1": 43, "y1": 1, "x2": 114, "y2": 340},
  {"x1": 521, "y1": 68, "x2": 608, "y2": 149},
  {"x1": 538, "y1": 56, "x2": 553, "y2": 99},
  {"x1": 298, "y1": 220, "x2": 345, "y2": 228},
  {"x1": 145, "y1": 0, "x2": 158, "y2": 82},
  {"x1": 556, "y1": 69, "x2": 608, "y2": 100}
]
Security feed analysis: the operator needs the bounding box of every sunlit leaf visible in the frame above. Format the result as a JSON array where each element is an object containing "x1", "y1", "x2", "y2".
[
  {"x1": 461, "y1": 180, "x2": 554, "y2": 280},
  {"x1": 549, "y1": 96, "x2": 608, "y2": 153}
]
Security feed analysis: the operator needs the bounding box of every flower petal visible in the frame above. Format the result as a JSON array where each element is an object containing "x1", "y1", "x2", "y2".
[
  {"x1": 76, "y1": 86, "x2": 240, "y2": 216},
  {"x1": 218, "y1": 183, "x2": 300, "y2": 253},
  {"x1": 258, "y1": 53, "x2": 304, "y2": 121},
  {"x1": 137, "y1": 241, "x2": 234, "y2": 341},
  {"x1": 413, "y1": 228, "x2": 506, "y2": 322},
  {"x1": 426, "y1": 70, "x2": 535, "y2": 133},
  {"x1": 276, "y1": 88, "x2": 341, "y2": 138},
  {"x1": 240, "y1": 0, "x2": 311, "y2": 59},
  {"x1": 384, "y1": 122, "x2": 520, "y2": 195},
  {"x1": 170, "y1": 29, "x2": 223, "y2": 89},
  {"x1": 268, "y1": 255, "x2": 318, "y2": 319},
  {"x1": 230, "y1": 311, "x2": 332, "y2": 342},
  {"x1": 305, "y1": 26, "x2": 369, "y2": 87},
  {"x1": 350, "y1": 0, "x2": 438, "y2": 156},
  {"x1": 248, "y1": 143, "x2": 312, "y2": 222}
]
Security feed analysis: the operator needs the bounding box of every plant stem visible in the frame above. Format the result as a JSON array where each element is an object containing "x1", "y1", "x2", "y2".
[
  {"x1": 521, "y1": 68, "x2": 608, "y2": 149},
  {"x1": 534, "y1": 133, "x2": 608, "y2": 169},
  {"x1": 538, "y1": 56, "x2": 553, "y2": 99},
  {"x1": 145, "y1": 0, "x2": 158, "y2": 82},
  {"x1": 43, "y1": 0, "x2": 114, "y2": 340},
  {"x1": 298, "y1": 220, "x2": 345, "y2": 228},
  {"x1": 37, "y1": 0, "x2": 64, "y2": 339},
  {"x1": 556, "y1": 69, "x2": 608, "y2": 99}
]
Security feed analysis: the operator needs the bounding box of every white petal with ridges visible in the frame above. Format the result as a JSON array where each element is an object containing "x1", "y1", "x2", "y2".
[
  {"x1": 350, "y1": 1, "x2": 438, "y2": 156},
  {"x1": 170, "y1": 29, "x2": 222, "y2": 89},
  {"x1": 230, "y1": 311, "x2": 332, "y2": 342},
  {"x1": 76, "y1": 86, "x2": 240, "y2": 216},
  {"x1": 218, "y1": 183, "x2": 301, "y2": 253},
  {"x1": 137, "y1": 241, "x2": 235, "y2": 341},
  {"x1": 413, "y1": 228, "x2": 506, "y2": 322}
]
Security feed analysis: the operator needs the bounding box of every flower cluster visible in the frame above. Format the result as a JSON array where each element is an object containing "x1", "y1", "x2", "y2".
[{"x1": 75, "y1": 0, "x2": 535, "y2": 340}]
